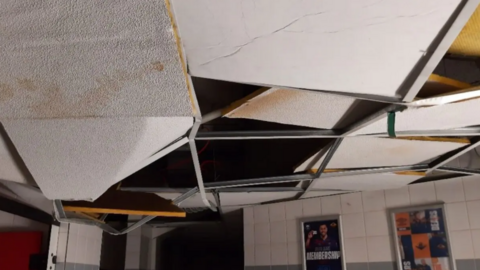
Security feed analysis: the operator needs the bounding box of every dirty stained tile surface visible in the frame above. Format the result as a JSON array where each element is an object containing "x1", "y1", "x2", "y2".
[{"x1": 0, "y1": 0, "x2": 192, "y2": 118}]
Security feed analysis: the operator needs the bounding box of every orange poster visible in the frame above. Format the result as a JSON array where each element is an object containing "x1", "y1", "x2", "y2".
[
  {"x1": 395, "y1": 213, "x2": 411, "y2": 236},
  {"x1": 412, "y1": 234, "x2": 431, "y2": 258}
]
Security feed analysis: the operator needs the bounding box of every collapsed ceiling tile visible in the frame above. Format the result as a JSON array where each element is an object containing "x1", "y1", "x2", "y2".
[
  {"x1": 223, "y1": 88, "x2": 383, "y2": 129},
  {"x1": 219, "y1": 191, "x2": 299, "y2": 206},
  {"x1": 353, "y1": 96, "x2": 480, "y2": 135},
  {"x1": 2, "y1": 117, "x2": 193, "y2": 201},
  {"x1": 0, "y1": 0, "x2": 192, "y2": 119},
  {"x1": 295, "y1": 137, "x2": 469, "y2": 172},
  {"x1": 155, "y1": 192, "x2": 216, "y2": 208},
  {"x1": 309, "y1": 172, "x2": 425, "y2": 191},
  {"x1": 171, "y1": 0, "x2": 462, "y2": 98}
]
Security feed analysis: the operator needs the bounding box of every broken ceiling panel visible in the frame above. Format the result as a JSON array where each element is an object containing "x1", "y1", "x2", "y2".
[
  {"x1": 2, "y1": 117, "x2": 193, "y2": 201},
  {"x1": 295, "y1": 137, "x2": 468, "y2": 172},
  {"x1": 301, "y1": 190, "x2": 350, "y2": 199},
  {"x1": 223, "y1": 88, "x2": 383, "y2": 129},
  {"x1": 171, "y1": 0, "x2": 462, "y2": 98},
  {"x1": 309, "y1": 173, "x2": 424, "y2": 191},
  {"x1": 353, "y1": 97, "x2": 480, "y2": 135},
  {"x1": 0, "y1": 0, "x2": 192, "y2": 119},
  {"x1": 219, "y1": 191, "x2": 299, "y2": 206},
  {"x1": 155, "y1": 192, "x2": 216, "y2": 208}
]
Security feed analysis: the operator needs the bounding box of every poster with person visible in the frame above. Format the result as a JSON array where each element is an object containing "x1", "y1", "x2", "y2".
[
  {"x1": 301, "y1": 217, "x2": 345, "y2": 270},
  {"x1": 391, "y1": 205, "x2": 454, "y2": 270}
]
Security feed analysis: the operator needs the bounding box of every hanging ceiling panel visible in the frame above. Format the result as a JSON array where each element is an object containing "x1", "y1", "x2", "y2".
[
  {"x1": 224, "y1": 88, "x2": 383, "y2": 129},
  {"x1": 295, "y1": 137, "x2": 469, "y2": 172},
  {"x1": 3, "y1": 117, "x2": 193, "y2": 201},
  {"x1": 171, "y1": 0, "x2": 463, "y2": 98}
]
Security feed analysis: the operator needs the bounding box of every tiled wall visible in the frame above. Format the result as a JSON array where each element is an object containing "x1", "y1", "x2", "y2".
[
  {"x1": 56, "y1": 223, "x2": 103, "y2": 270},
  {"x1": 244, "y1": 176, "x2": 480, "y2": 270}
]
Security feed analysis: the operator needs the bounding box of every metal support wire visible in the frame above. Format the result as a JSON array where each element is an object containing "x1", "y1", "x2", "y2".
[
  {"x1": 427, "y1": 137, "x2": 480, "y2": 173},
  {"x1": 436, "y1": 166, "x2": 480, "y2": 175},
  {"x1": 299, "y1": 138, "x2": 344, "y2": 199},
  {"x1": 188, "y1": 120, "x2": 217, "y2": 211}
]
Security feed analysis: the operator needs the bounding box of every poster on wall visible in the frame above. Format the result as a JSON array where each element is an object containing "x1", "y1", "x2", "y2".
[
  {"x1": 390, "y1": 204, "x2": 456, "y2": 270},
  {"x1": 300, "y1": 216, "x2": 345, "y2": 270}
]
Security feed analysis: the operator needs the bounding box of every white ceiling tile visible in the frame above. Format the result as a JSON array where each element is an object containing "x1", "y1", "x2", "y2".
[
  {"x1": 296, "y1": 137, "x2": 466, "y2": 172},
  {"x1": 172, "y1": 0, "x2": 461, "y2": 98}
]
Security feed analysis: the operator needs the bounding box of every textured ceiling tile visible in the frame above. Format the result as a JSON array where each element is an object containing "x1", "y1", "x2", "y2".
[
  {"x1": 225, "y1": 88, "x2": 381, "y2": 129},
  {"x1": 172, "y1": 0, "x2": 461, "y2": 98},
  {"x1": 3, "y1": 117, "x2": 193, "y2": 200},
  {"x1": 295, "y1": 137, "x2": 468, "y2": 172},
  {"x1": 0, "y1": 0, "x2": 192, "y2": 118}
]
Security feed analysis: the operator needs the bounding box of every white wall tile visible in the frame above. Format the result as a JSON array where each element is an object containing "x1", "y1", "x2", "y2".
[
  {"x1": 286, "y1": 220, "x2": 300, "y2": 243},
  {"x1": 344, "y1": 237, "x2": 368, "y2": 263},
  {"x1": 364, "y1": 211, "x2": 389, "y2": 236},
  {"x1": 69, "y1": 223, "x2": 79, "y2": 236},
  {"x1": 56, "y1": 232, "x2": 68, "y2": 263},
  {"x1": 94, "y1": 239, "x2": 102, "y2": 265},
  {"x1": 467, "y1": 200, "x2": 480, "y2": 229},
  {"x1": 362, "y1": 190, "x2": 386, "y2": 212},
  {"x1": 409, "y1": 182, "x2": 437, "y2": 205},
  {"x1": 245, "y1": 244, "x2": 255, "y2": 266},
  {"x1": 463, "y1": 176, "x2": 480, "y2": 201},
  {"x1": 271, "y1": 243, "x2": 288, "y2": 265},
  {"x1": 59, "y1": 222, "x2": 69, "y2": 234},
  {"x1": 255, "y1": 223, "x2": 270, "y2": 245},
  {"x1": 255, "y1": 244, "x2": 271, "y2": 266},
  {"x1": 342, "y1": 213, "x2": 365, "y2": 238},
  {"x1": 385, "y1": 186, "x2": 410, "y2": 208},
  {"x1": 244, "y1": 224, "x2": 254, "y2": 245},
  {"x1": 450, "y1": 230, "x2": 474, "y2": 259},
  {"x1": 286, "y1": 200, "x2": 303, "y2": 220},
  {"x1": 86, "y1": 238, "x2": 96, "y2": 265},
  {"x1": 366, "y1": 236, "x2": 393, "y2": 262},
  {"x1": 341, "y1": 193, "x2": 363, "y2": 214},
  {"x1": 254, "y1": 205, "x2": 270, "y2": 224},
  {"x1": 0, "y1": 210, "x2": 14, "y2": 228},
  {"x1": 287, "y1": 241, "x2": 301, "y2": 265},
  {"x1": 321, "y1": 196, "x2": 341, "y2": 215},
  {"x1": 76, "y1": 235, "x2": 86, "y2": 264},
  {"x1": 270, "y1": 221, "x2": 287, "y2": 244},
  {"x1": 269, "y1": 203, "x2": 286, "y2": 222},
  {"x1": 126, "y1": 235, "x2": 141, "y2": 254},
  {"x1": 435, "y1": 179, "x2": 465, "y2": 203},
  {"x1": 302, "y1": 197, "x2": 322, "y2": 217},
  {"x1": 244, "y1": 207, "x2": 255, "y2": 225},
  {"x1": 446, "y1": 202, "x2": 469, "y2": 231},
  {"x1": 12, "y1": 215, "x2": 33, "y2": 228},
  {"x1": 125, "y1": 251, "x2": 140, "y2": 269},
  {"x1": 66, "y1": 232, "x2": 77, "y2": 263},
  {"x1": 471, "y1": 229, "x2": 480, "y2": 259}
]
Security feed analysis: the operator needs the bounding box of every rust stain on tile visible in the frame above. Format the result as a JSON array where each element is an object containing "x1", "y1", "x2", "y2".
[
  {"x1": 0, "y1": 83, "x2": 14, "y2": 102},
  {"x1": 151, "y1": 61, "x2": 164, "y2": 72},
  {"x1": 16, "y1": 78, "x2": 37, "y2": 91}
]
